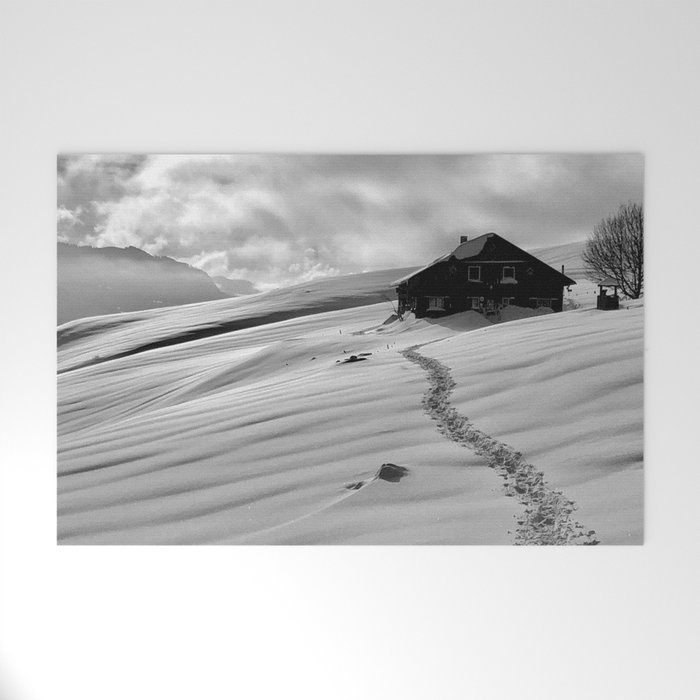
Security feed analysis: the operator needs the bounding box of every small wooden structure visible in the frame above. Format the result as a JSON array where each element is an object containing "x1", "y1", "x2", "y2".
[{"x1": 596, "y1": 277, "x2": 620, "y2": 310}]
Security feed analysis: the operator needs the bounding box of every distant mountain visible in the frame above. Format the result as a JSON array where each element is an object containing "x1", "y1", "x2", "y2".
[
  {"x1": 58, "y1": 243, "x2": 229, "y2": 323},
  {"x1": 211, "y1": 276, "x2": 260, "y2": 296}
]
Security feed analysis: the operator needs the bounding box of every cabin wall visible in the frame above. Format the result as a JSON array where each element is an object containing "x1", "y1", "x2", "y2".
[{"x1": 398, "y1": 259, "x2": 567, "y2": 317}]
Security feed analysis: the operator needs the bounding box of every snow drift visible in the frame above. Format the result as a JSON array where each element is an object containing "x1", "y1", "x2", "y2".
[{"x1": 57, "y1": 271, "x2": 643, "y2": 544}]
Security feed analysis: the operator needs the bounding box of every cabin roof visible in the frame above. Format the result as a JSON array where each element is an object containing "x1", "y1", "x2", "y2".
[
  {"x1": 392, "y1": 232, "x2": 576, "y2": 286},
  {"x1": 598, "y1": 276, "x2": 619, "y2": 286},
  {"x1": 447, "y1": 234, "x2": 491, "y2": 260},
  {"x1": 391, "y1": 234, "x2": 491, "y2": 284}
]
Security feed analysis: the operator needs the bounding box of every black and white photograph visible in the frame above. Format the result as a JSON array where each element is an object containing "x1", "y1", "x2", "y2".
[
  {"x1": 57, "y1": 153, "x2": 644, "y2": 545},
  {"x1": 3, "y1": 0, "x2": 700, "y2": 698}
]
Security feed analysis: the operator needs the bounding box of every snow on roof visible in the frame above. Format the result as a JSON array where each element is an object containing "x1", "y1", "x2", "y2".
[
  {"x1": 391, "y1": 256, "x2": 448, "y2": 285},
  {"x1": 393, "y1": 232, "x2": 577, "y2": 286},
  {"x1": 598, "y1": 276, "x2": 620, "y2": 286},
  {"x1": 449, "y1": 235, "x2": 491, "y2": 260},
  {"x1": 392, "y1": 234, "x2": 493, "y2": 285}
]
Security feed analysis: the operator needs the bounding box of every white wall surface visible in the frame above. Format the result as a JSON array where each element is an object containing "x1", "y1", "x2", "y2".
[{"x1": 1, "y1": 1, "x2": 699, "y2": 698}]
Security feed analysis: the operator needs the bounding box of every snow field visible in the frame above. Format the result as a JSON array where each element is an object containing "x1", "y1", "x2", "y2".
[{"x1": 58, "y1": 282, "x2": 643, "y2": 544}]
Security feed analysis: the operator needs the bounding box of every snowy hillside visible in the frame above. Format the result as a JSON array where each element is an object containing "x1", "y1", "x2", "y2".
[
  {"x1": 531, "y1": 239, "x2": 586, "y2": 278},
  {"x1": 57, "y1": 266, "x2": 417, "y2": 373},
  {"x1": 529, "y1": 240, "x2": 606, "y2": 310},
  {"x1": 57, "y1": 266, "x2": 643, "y2": 545}
]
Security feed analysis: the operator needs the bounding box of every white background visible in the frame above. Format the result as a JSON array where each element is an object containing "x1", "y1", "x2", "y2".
[{"x1": 1, "y1": 1, "x2": 699, "y2": 698}]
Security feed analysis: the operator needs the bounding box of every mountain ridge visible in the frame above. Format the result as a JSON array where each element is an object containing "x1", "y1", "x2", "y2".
[{"x1": 58, "y1": 242, "x2": 230, "y2": 323}]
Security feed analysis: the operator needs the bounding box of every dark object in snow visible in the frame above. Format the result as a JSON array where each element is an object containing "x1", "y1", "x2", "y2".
[
  {"x1": 344, "y1": 463, "x2": 410, "y2": 490},
  {"x1": 596, "y1": 278, "x2": 620, "y2": 310},
  {"x1": 377, "y1": 463, "x2": 410, "y2": 482},
  {"x1": 336, "y1": 351, "x2": 374, "y2": 364},
  {"x1": 338, "y1": 355, "x2": 367, "y2": 364},
  {"x1": 393, "y1": 232, "x2": 576, "y2": 317}
]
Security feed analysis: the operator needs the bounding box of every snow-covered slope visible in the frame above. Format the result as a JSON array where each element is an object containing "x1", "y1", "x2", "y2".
[
  {"x1": 58, "y1": 268, "x2": 643, "y2": 544},
  {"x1": 57, "y1": 266, "x2": 417, "y2": 373},
  {"x1": 528, "y1": 240, "x2": 607, "y2": 310},
  {"x1": 531, "y1": 239, "x2": 586, "y2": 278},
  {"x1": 421, "y1": 304, "x2": 643, "y2": 543}
]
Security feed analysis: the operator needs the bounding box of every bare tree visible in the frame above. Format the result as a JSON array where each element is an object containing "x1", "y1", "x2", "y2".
[{"x1": 583, "y1": 202, "x2": 644, "y2": 298}]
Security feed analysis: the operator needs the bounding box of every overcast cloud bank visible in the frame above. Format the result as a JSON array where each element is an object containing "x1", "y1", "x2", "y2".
[{"x1": 57, "y1": 154, "x2": 643, "y2": 290}]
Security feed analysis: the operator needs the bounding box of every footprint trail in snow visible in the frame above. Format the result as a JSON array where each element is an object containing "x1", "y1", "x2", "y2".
[{"x1": 401, "y1": 345, "x2": 599, "y2": 546}]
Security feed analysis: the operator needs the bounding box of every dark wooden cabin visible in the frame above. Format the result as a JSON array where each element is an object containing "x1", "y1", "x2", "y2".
[{"x1": 394, "y1": 232, "x2": 576, "y2": 318}]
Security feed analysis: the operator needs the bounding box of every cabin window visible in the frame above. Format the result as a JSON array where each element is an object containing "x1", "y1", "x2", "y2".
[
  {"x1": 502, "y1": 297, "x2": 515, "y2": 306},
  {"x1": 468, "y1": 265, "x2": 481, "y2": 281},
  {"x1": 529, "y1": 298, "x2": 554, "y2": 308},
  {"x1": 468, "y1": 297, "x2": 480, "y2": 309},
  {"x1": 427, "y1": 296, "x2": 446, "y2": 311},
  {"x1": 502, "y1": 266, "x2": 515, "y2": 280}
]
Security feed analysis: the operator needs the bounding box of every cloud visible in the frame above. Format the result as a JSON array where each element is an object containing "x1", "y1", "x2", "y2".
[
  {"x1": 57, "y1": 205, "x2": 84, "y2": 242},
  {"x1": 56, "y1": 153, "x2": 643, "y2": 288},
  {"x1": 57, "y1": 154, "x2": 148, "y2": 246}
]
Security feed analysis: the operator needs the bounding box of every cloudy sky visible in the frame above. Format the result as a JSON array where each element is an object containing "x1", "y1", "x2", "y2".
[{"x1": 57, "y1": 154, "x2": 643, "y2": 290}]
